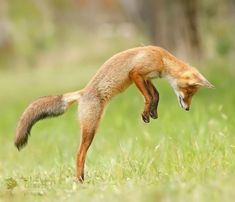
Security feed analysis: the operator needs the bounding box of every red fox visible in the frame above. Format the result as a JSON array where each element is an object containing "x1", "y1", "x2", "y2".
[{"x1": 14, "y1": 46, "x2": 213, "y2": 181}]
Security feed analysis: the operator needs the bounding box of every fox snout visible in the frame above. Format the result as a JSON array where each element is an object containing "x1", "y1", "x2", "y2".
[{"x1": 178, "y1": 95, "x2": 192, "y2": 111}]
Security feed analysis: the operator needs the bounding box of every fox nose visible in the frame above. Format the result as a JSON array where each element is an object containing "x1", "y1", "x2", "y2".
[{"x1": 185, "y1": 107, "x2": 190, "y2": 111}]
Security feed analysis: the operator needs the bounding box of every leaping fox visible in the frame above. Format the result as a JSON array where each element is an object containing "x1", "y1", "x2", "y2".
[{"x1": 14, "y1": 46, "x2": 213, "y2": 181}]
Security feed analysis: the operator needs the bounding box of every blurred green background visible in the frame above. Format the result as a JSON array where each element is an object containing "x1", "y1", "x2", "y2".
[{"x1": 0, "y1": 0, "x2": 235, "y2": 202}]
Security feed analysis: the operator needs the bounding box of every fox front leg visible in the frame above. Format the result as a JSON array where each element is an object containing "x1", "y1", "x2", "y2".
[
  {"x1": 129, "y1": 71, "x2": 152, "y2": 123},
  {"x1": 146, "y1": 80, "x2": 159, "y2": 119}
]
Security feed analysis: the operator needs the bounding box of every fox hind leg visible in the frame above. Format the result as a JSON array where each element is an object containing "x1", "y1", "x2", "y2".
[{"x1": 76, "y1": 98, "x2": 104, "y2": 182}]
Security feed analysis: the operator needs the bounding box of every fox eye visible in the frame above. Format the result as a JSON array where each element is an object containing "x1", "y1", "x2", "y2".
[{"x1": 187, "y1": 92, "x2": 193, "y2": 96}]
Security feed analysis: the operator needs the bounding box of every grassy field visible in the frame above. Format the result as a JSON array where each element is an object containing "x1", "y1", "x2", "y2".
[{"x1": 0, "y1": 45, "x2": 235, "y2": 202}]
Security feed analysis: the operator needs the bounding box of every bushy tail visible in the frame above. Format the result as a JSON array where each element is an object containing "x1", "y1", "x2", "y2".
[{"x1": 14, "y1": 91, "x2": 82, "y2": 150}]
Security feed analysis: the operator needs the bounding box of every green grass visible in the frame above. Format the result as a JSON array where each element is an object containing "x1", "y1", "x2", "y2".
[{"x1": 0, "y1": 51, "x2": 235, "y2": 202}]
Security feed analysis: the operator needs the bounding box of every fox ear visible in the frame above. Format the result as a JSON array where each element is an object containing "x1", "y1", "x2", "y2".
[
  {"x1": 186, "y1": 67, "x2": 214, "y2": 88},
  {"x1": 191, "y1": 79, "x2": 214, "y2": 88}
]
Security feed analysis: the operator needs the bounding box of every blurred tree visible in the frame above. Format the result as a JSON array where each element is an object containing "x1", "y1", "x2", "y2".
[
  {"x1": 120, "y1": 0, "x2": 201, "y2": 58},
  {"x1": 0, "y1": 0, "x2": 12, "y2": 51},
  {"x1": 0, "y1": 0, "x2": 234, "y2": 70},
  {"x1": 181, "y1": 0, "x2": 201, "y2": 53},
  {"x1": 75, "y1": 0, "x2": 123, "y2": 27},
  {"x1": 0, "y1": 0, "x2": 13, "y2": 68},
  {"x1": 228, "y1": 0, "x2": 235, "y2": 20}
]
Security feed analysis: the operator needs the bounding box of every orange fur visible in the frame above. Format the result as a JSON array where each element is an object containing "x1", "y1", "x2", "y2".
[{"x1": 15, "y1": 46, "x2": 213, "y2": 182}]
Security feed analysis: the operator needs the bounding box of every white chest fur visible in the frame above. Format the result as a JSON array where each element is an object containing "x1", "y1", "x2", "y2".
[{"x1": 145, "y1": 71, "x2": 160, "y2": 79}]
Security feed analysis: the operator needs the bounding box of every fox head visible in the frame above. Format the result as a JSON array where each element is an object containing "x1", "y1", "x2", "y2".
[{"x1": 168, "y1": 67, "x2": 214, "y2": 111}]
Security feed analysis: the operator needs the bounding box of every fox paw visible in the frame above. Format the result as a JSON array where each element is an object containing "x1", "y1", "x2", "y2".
[
  {"x1": 142, "y1": 112, "x2": 150, "y2": 123},
  {"x1": 150, "y1": 110, "x2": 158, "y2": 119}
]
